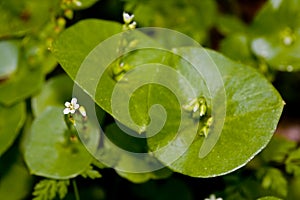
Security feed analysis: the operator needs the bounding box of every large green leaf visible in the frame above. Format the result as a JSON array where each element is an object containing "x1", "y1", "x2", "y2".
[
  {"x1": 24, "y1": 106, "x2": 99, "y2": 179},
  {"x1": 52, "y1": 19, "x2": 122, "y2": 77},
  {"x1": 53, "y1": 19, "x2": 283, "y2": 177},
  {"x1": 153, "y1": 48, "x2": 284, "y2": 177},
  {"x1": 0, "y1": 102, "x2": 26, "y2": 156}
]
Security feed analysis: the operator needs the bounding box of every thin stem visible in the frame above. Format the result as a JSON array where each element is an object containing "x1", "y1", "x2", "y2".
[{"x1": 72, "y1": 179, "x2": 80, "y2": 200}]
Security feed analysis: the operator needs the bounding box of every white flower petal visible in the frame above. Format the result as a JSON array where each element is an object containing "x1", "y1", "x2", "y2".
[
  {"x1": 65, "y1": 102, "x2": 70, "y2": 107},
  {"x1": 123, "y1": 12, "x2": 129, "y2": 18},
  {"x1": 123, "y1": 12, "x2": 129, "y2": 20},
  {"x1": 123, "y1": 12, "x2": 134, "y2": 24},
  {"x1": 74, "y1": 0, "x2": 82, "y2": 6},
  {"x1": 128, "y1": 21, "x2": 136, "y2": 29},
  {"x1": 71, "y1": 98, "x2": 77, "y2": 104},
  {"x1": 63, "y1": 108, "x2": 71, "y2": 114},
  {"x1": 74, "y1": 104, "x2": 80, "y2": 109}
]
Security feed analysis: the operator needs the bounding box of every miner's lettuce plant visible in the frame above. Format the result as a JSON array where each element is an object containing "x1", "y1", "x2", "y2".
[{"x1": 1, "y1": 0, "x2": 300, "y2": 199}]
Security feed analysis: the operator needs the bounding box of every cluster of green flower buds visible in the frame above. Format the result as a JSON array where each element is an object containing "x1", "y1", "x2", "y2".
[
  {"x1": 183, "y1": 96, "x2": 207, "y2": 119},
  {"x1": 60, "y1": 0, "x2": 82, "y2": 19},
  {"x1": 183, "y1": 96, "x2": 213, "y2": 138}
]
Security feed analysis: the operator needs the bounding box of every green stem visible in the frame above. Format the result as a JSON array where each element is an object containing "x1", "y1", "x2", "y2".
[{"x1": 72, "y1": 179, "x2": 80, "y2": 200}]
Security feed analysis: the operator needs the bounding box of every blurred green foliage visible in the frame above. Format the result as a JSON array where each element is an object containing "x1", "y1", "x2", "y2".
[{"x1": 0, "y1": 0, "x2": 300, "y2": 199}]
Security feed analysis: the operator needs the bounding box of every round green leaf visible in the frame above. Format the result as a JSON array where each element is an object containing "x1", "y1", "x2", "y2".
[
  {"x1": 220, "y1": 33, "x2": 255, "y2": 67},
  {"x1": 32, "y1": 75, "x2": 73, "y2": 116},
  {"x1": 52, "y1": 19, "x2": 122, "y2": 78},
  {"x1": 24, "y1": 106, "x2": 97, "y2": 179},
  {"x1": 0, "y1": 102, "x2": 26, "y2": 156},
  {"x1": 0, "y1": 56, "x2": 44, "y2": 106},
  {"x1": 0, "y1": 40, "x2": 19, "y2": 79},
  {"x1": 53, "y1": 20, "x2": 283, "y2": 177},
  {"x1": 149, "y1": 48, "x2": 283, "y2": 177},
  {"x1": 216, "y1": 14, "x2": 247, "y2": 35}
]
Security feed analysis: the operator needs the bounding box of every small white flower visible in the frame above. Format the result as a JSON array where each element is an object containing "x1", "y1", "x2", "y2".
[
  {"x1": 73, "y1": 0, "x2": 82, "y2": 7},
  {"x1": 123, "y1": 12, "x2": 134, "y2": 24},
  {"x1": 204, "y1": 194, "x2": 223, "y2": 200},
  {"x1": 128, "y1": 21, "x2": 137, "y2": 29},
  {"x1": 283, "y1": 36, "x2": 293, "y2": 46},
  {"x1": 63, "y1": 98, "x2": 80, "y2": 114}
]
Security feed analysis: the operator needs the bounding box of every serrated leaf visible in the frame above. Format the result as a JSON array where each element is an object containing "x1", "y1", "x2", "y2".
[
  {"x1": 32, "y1": 179, "x2": 57, "y2": 200},
  {"x1": 57, "y1": 180, "x2": 70, "y2": 199},
  {"x1": 81, "y1": 165, "x2": 102, "y2": 179},
  {"x1": 32, "y1": 179, "x2": 69, "y2": 200}
]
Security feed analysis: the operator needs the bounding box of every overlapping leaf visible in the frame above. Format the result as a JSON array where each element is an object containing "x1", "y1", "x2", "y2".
[{"x1": 53, "y1": 19, "x2": 283, "y2": 177}]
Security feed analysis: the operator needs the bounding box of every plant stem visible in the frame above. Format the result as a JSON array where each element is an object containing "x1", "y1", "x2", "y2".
[{"x1": 72, "y1": 179, "x2": 80, "y2": 200}]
